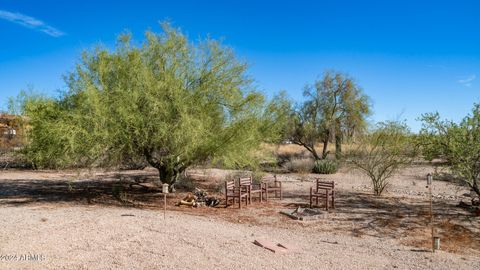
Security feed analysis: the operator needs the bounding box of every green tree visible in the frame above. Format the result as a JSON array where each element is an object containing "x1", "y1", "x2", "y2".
[
  {"x1": 287, "y1": 71, "x2": 370, "y2": 160},
  {"x1": 419, "y1": 104, "x2": 480, "y2": 201},
  {"x1": 21, "y1": 24, "x2": 285, "y2": 189},
  {"x1": 350, "y1": 121, "x2": 416, "y2": 196}
]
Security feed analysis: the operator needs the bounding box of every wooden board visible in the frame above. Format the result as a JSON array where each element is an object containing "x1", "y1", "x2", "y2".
[
  {"x1": 253, "y1": 239, "x2": 287, "y2": 253},
  {"x1": 277, "y1": 242, "x2": 301, "y2": 253}
]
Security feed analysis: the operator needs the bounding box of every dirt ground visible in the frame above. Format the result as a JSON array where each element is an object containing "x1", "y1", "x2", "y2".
[{"x1": 0, "y1": 165, "x2": 479, "y2": 269}]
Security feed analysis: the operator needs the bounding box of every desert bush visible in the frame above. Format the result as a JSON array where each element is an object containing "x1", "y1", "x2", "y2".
[
  {"x1": 282, "y1": 158, "x2": 314, "y2": 173},
  {"x1": 419, "y1": 104, "x2": 480, "y2": 202},
  {"x1": 312, "y1": 159, "x2": 338, "y2": 174},
  {"x1": 175, "y1": 175, "x2": 195, "y2": 192},
  {"x1": 213, "y1": 180, "x2": 225, "y2": 193},
  {"x1": 225, "y1": 171, "x2": 248, "y2": 180},
  {"x1": 349, "y1": 121, "x2": 416, "y2": 196},
  {"x1": 251, "y1": 170, "x2": 266, "y2": 184},
  {"x1": 223, "y1": 170, "x2": 264, "y2": 183}
]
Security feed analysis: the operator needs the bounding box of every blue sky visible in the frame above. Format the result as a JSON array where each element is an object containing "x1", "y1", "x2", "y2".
[{"x1": 0, "y1": 0, "x2": 479, "y2": 131}]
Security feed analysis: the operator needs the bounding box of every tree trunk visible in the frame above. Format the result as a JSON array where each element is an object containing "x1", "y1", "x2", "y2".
[
  {"x1": 335, "y1": 133, "x2": 342, "y2": 160},
  {"x1": 143, "y1": 148, "x2": 184, "y2": 192},
  {"x1": 472, "y1": 178, "x2": 480, "y2": 204},
  {"x1": 321, "y1": 139, "x2": 329, "y2": 159},
  {"x1": 310, "y1": 146, "x2": 321, "y2": 160},
  {"x1": 155, "y1": 164, "x2": 184, "y2": 192},
  {"x1": 321, "y1": 130, "x2": 330, "y2": 159}
]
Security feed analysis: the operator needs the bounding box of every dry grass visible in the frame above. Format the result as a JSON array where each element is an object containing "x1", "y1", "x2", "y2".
[
  {"x1": 281, "y1": 157, "x2": 314, "y2": 173},
  {"x1": 264, "y1": 142, "x2": 359, "y2": 161},
  {"x1": 274, "y1": 143, "x2": 309, "y2": 156}
]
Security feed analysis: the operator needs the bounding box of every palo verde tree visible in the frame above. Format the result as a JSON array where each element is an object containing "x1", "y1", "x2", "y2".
[
  {"x1": 419, "y1": 104, "x2": 480, "y2": 202},
  {"x1": 349, "y1": 121, "x2": 416, "y2": 196},
  {"x1": 20, "y1": 24, "x2": 286, "y2": 189},
  {"x1": 287, "y1": 71, "x2": 370, "y2": 160}
]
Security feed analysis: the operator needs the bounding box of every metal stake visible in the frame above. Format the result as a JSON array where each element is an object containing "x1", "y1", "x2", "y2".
[
  {"x1": 427, "y1": 173, "x2": 436, "y2": 252},
  {"x1": 162, "y1": 183, "x2": 169, "y2": 222}
]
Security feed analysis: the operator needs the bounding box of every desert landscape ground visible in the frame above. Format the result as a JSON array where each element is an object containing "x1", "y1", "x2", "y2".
[{"x1": 1, "y1": 159, "x2": 479, "y2": 269}]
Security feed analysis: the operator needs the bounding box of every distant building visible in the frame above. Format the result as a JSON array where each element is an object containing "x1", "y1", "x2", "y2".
[{"x1": 0, "y1": 114, "x2": 23, "y2": 149}]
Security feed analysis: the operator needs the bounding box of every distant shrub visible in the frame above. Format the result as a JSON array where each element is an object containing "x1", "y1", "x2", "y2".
[
  {"x1": 312, "y1": 160, "x2": 338, "y2": 174},
  {"x1": 214, "y1": 180, "x2": 226, "y2": 193},
  {"x1": 175, "y1": 175, "x2": 195, "y2": 192},
  {"x1": 224, "y1": 171, "x2": 248, "y2": 181},
  {"x1": 282, "y1": 158, "x2": 314, "y2": 173},
  {"x1": 252, "y1": 171, "x2": 266, "y2": 184},
  {"x1": 223, "y1": 170, "x2": 265, "y2": 184},
  {"x1": 350, "y1": 121, "x2": 415, "y2": 196}
]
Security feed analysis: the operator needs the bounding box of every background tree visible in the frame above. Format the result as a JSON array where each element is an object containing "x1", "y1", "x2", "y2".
[
  {"x1": 20, "y1": 24, "x2": 285, "y2": 189},
  {"x1": 349, "y1": 121, "x2": 416, "y2": 196},
  {"x1": 287, "y1": 71, "x2": 370, "y2": 160},
  {"x1": 419, "y1": 104, "x2": 480, "y2": 202}
]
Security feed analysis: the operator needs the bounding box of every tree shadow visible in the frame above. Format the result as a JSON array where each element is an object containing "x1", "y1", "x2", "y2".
[
  {"x1": 1, "y1": 171, "x2": 479, "y2": 252},
  {"x1": 0, "y1": 172, "x2": 166, "y2": 207},
  {"x1": 280, "y1": 189, "x2": 480, "y2": 252}
]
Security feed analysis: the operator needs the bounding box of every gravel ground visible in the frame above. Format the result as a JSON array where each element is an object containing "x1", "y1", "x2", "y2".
[
  {"x1": 0, "y1": 165, "x2": 479, "y2": 269},
  {"x1": 0, "y1": 205, "x2": 479, "y2": 270}
]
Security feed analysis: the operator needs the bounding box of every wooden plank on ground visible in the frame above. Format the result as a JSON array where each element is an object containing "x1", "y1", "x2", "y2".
[
  {"x1": 253, "y1": 239, "x2": 287, "y2": 253},
  {"x1": 277, "y1": 242, "x2": 301, "y2": 253}
]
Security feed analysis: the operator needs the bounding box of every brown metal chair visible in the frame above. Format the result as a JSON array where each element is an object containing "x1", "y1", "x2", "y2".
[
  {"x1": 239, "y1": 177, "x2": 263, "y2": 203},
  {"x1": 225, "y1": 180, "x2": 249, "y2": 208},
  {"x1": 310, "y1": 179, "x2": 335, "y2": 210},
  {"x1": 261, "y1": 175, "x2": 282, "y2": 201}
]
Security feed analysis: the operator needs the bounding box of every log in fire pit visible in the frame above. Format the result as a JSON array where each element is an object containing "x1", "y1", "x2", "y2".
[{"x1": 280, "y1": 207, "x2": 327, "y2": 221}]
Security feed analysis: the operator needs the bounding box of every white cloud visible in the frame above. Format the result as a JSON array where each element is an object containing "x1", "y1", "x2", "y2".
[
  {"x1": 0, "y1": 10, "x2": 65, "y2": 37},
  {"x1": 457, "y1": 74, "x2": 476, "y2": 87}
]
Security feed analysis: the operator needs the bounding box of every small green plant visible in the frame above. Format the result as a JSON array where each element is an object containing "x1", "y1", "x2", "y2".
[
  {"x1": 312, "y1": 160, "x2": 338, "y2": 174},
  {"x1": 112, "y1": 185, "x2": 130, "y2": 203},
  {"x1": 67, "y1": 182, "x2": 75, "y2": 193},
  {"x1": 119, "y1": 191, "x2": 129, "y2": 203}
]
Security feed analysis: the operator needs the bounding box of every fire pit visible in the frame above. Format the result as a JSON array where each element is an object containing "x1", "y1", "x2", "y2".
[{"x1": 280, "y1": 207, "x2": 327, "y2": 221}]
